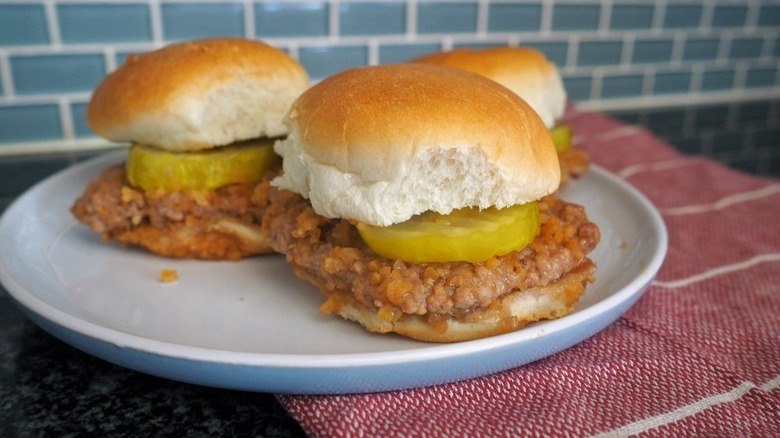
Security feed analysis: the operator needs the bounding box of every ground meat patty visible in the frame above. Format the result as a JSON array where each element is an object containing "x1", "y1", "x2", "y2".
[
  {"x1": 71, "y1": 164, "x2": 274, "y2": 260},
  {"x1": 262, "y1": 187, "x2": 600, "y2": 318}
]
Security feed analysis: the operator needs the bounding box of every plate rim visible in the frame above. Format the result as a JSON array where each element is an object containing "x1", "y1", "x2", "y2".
[{"x1": 0, "y1": 153, "x2": 668, "y2": 371}]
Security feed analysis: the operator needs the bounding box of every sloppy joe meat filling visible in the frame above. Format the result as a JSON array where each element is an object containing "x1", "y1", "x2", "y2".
[{"x1": 262, "y1": 186, "x2": 600, "y2": 317}]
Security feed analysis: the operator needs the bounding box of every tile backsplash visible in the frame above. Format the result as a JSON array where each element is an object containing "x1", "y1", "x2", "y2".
[{"x1": 0, "y1": 0, "x2": 778, "y2": 175}]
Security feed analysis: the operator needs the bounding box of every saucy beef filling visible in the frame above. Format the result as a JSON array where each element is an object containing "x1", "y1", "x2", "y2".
[{"x1": 261, "y1": 186, "x2": 600, "y2": 317}]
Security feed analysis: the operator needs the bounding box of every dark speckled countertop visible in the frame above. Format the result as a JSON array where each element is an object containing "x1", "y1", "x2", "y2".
[{"x1": 0, "y1": 152, "x2": 306, "y2": 437}]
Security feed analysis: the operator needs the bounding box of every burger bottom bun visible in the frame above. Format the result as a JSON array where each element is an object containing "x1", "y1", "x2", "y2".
[
  {"x1": 106, "y1": 217, "x2": 272, "y2": 260},
  {"x1": 297, "y1": 260, "x2": 596, "y2": 343}
]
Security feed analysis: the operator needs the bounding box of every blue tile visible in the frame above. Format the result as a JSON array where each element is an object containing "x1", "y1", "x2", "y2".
[
  {"x1": 745, "y1": 67, "x2": 777, "y2": 88},
  {"x1": 255, "y1": 2, "x2": 328, "y2": 37},
  {"x1": 71, "y1": 102, "x2": 94, "y2": 138},
  {"x1": 701, "y1": 69, "x2": 735, "y2": 91},
  {"x1": 418, "y1": 2, "x2": 478, "y2": 34},
  {"x1": 757, "y1": 5, "x2": 780, "y2": 27},
  {"x1": 729, "y1": 37, "x2": 764, "y2": 59},
  {"x1": 577, "y1": 41, "x2": 622, "y2": 66},
  {"x1": 488, "y1": 4, "x2": 542, "y2": 32},
  {"x1": 0, "y1": 5, "x2": 48, "y2": 46},
  {"x1": 58, "y1": 4, "x2": 151, "y2": 43},
  {"x1": 601, "y1": 74, "x2": 644, "y2": 98},
  {"x1": 610, "y1": 4, "x2": 654, "y2": 30},
  {"x1": 0, "y1": 105, "x2": 61, "y2": 143},
  {"x1": 653, "y1": 71, "x2": 692, "y2": 94},
  {"x1": 663, "y1": 4, "x2": 702, "y2": 29},
  {"x1": 711, "y1": 5, "x2": 747, "y2": 28},
  {"x1": 340, "y1": 2, "x2": 406, "y2": 36},
  {"x1": 11, "y1": 54, "x2": 105, "y2": 95},
  {"x1": 380, "y1": 43, "x2": 441, "y2": 64},
  {"x1": 755, "y1": 127, "x2": 780, "y2": 148},
  {"x1": 298, "y1": 45, "x2": 368, "y2": 80},
  {"x1": 563, "y1": 76, "x2": 592, "y2": 101},
  {"x1": 552, "y1": 4, "x2": 601, "y2": 31},
  {"x1": 162, "y1": 3, "x2": 244, "y2": 40},
  {"x1": 632, "y1": 39, "x2": 674, "y2": 64},
  {"x1": 523, "y1": 41, "x2": 568, "y2": 67},
  {"x1": 683, "y1": 38, "x2": 720, "y2": 61}
]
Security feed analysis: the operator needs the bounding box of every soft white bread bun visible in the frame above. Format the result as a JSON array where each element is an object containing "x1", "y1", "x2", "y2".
[
  {"x1": 272, "y1": 64, "x2": 560, "y2": 227},
  {"x1": 411, "y1": 47, "x2": 566, "y2": 128},
  {"x1": 87, "y1": 38, "x2": 310, "y2": 152}
]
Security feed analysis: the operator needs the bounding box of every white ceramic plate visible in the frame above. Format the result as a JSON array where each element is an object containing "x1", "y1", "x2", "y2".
[{"x1": 0, "y1": 152, "x2": 667, "y2": 394}]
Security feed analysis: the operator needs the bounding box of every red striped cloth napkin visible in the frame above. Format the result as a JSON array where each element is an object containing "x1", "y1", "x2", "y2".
[{"x1": 277, "y1": 108, "x2": 780, "y2": 437}]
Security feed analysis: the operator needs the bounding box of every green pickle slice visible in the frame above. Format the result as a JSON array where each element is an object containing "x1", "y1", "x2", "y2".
[
  {"x1": 356, "y1": 202, "x2": 540, "y2": 263},
  {"x1": 126, "y1": 139, "x2": 278, "y2": 191}
]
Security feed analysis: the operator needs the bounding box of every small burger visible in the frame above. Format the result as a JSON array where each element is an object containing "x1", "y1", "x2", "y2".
[
  {"x1": 411, "y1": 46, "x2": 590, "y2": 183},
  {"x1": 71, "y1": 38, "x2": 309, "y2": 260},
  {"x1": 263, "y1": 64, "x2": 600, "y2": 342}
]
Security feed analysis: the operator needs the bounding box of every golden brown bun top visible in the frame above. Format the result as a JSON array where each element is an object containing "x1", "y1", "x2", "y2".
[
  {"x1": 273, "y1": 64, "x2": 561, "y2": 226},
  {"x1": 87, "y1": 38, "x2": 310, "y2": 152},
  {"x1": 411, "y1": 46, "x2": 567, "y2": 128}
]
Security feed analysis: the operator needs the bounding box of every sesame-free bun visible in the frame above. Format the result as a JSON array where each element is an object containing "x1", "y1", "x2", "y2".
[
  {"x1": 411, "y1": 47, "x2": 566, "y2": 128},
  {"x1": 272, "y1": 64, "x2": 560, "y2": 227},
  {"x1": 87, "y1": 38, "x2": 310, "y2": 152}
]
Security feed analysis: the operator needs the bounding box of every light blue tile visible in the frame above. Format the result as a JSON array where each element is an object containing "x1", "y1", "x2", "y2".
[
  {"x1": 683, "y1": 38, "x2": 720, "y2": 61},
  {"x1": 563, "y1": 76, "x2": 592, "y2": 101},
  {"x1": 380, "y1": 43, "x2": 441, "y2": 64},
  {"x1": 11, "y1": 54, "x2": 105, "y2": 95},
  {"x1": 601, "y1": 74, "x2": 644, "y2": 98},
  {"x1": 729, "y1": 37, "x2": 764, "y2": 59},
  {"x1": 299, "y1": 45, "x2": 368, "y2": 80},
  {"x1": 632, "y1": 39, "x2": 674, "y2": 64},
  {"x1": 0, "y1": 105, "x2": 61, "y2": 142},
  {"x1": 340, "y1": 2, "x2": 405, "y2": 36},
  {"x1": 71, "y1": 102, "x2": 94, "y2": 138},
  {"x1": 701, "y1": 69, "x2": 735, "y2": 91},
  {"x1": 255, "y1": 2, "x2": 328, "y2": 37},
  {"x1": 757, "y1": 5, "x2": 780, "y2": 27},
  {"x1": 552, "y1": 4, "x2": 600, "y2": 31},
  {"x1": 577, "y1": 41, "x2": 622, "y2": 66},
  {"x1": 59, "y1": 4, "x2": 151, "y2": 43},
  {"x1": 488, "y1": 4, "x2": 542, "y2": 32},
  {"x1": 524, "y1": 41, "x2": 568, "y2": 67},
  {"x1": 418, "y1": 2, "x2": 478, "y2": 34},
  {"x1": 162, "y1": 3, "x2": 244, "y2": 40},
  {"x1": 653, "y1": 71, "x2": 692, "y2": 94},
  {"x1": 0, "y1": 5, "x2": 48, "y2": 46},
  {"x1": 663, "y1": 4, "x2": 702, "y2": 29},
  {"x1": 610, "y1": 4, "x2": 654, "y2": 30},
  {"x1": 745, "y1": 67, "x2": 777, "y2": 88},
  {"x1": 711, "y1": 5, "x2": 747, "y2": 28}
]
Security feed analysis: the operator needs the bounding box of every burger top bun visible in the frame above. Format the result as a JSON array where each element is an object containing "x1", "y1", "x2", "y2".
[
  {"x1": 87, "y1": 38, "x2": 310, "y2": 152},
  {"x1": 272, "y1": 64, "x2": 560, "y2": 227},
  {"x1": 411, "y1": 47, "x2": 566, "y2": 128}
]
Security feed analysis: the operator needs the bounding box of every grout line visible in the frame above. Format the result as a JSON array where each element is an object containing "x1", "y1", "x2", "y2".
[
  {"x1": 244, "y1": 0, "x2": 255, "y2": 39},
  {"x1": 149, "y1": 0, "x2": 163, "y2": 43},
  {"x1": 43, "y1": 0, "x2": 61, "y2": 46},
  {"x1": 58, "y1": 97, "x2": 74, "y2": 141},
  {"x1": 406, "y1": 0, "x2": 417, "y2": 37},
  {"x1": 0, "y1": 51, "x2": 13, "y2": 98},
  {"x1": 476, "y1": 0, "x2": 488, "y2": 36}
]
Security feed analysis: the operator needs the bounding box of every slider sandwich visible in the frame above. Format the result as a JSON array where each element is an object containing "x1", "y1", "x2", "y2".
[
  {"x1": 411, "y1": 46, "x2": 590, "y2": 183},
  {"x1": 263, "y1": 64, "x2": 600, "y2": 342},
  {"x1": 71, "y1": 38, "x2": 309, "y2": 260}
]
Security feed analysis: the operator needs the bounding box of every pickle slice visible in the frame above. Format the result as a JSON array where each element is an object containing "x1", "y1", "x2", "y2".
[
  {"x1": 126, "y1": 139, "x2": 279, "y2": 191},
  {"x1": 549, "y1": 124, "x2": 573, "y2": 152},
  {"x1": 356, "y1": 202, "x2": 540, "y2": 263}
]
